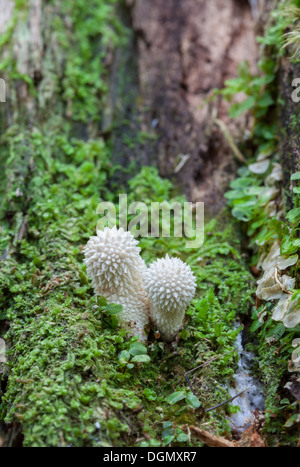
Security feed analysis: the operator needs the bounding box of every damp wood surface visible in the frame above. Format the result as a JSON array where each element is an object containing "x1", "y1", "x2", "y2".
[{"x1": 127, "y1": 0, "x2": 258, "y2": 213}]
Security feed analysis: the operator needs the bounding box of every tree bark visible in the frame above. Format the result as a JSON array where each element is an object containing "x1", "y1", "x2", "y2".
[{"x1": 129, "y1": 0, "x2": 258, "y2": 212}]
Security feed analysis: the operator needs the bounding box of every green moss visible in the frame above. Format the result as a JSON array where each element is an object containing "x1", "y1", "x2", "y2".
[
  {"x1": 0, "y1": 233, "x2": 255, "y2": 446},
  {"x1": 247, "y1": 310, "x2": 300, "y2": 446},
  {"x1": 0, "y1": 144, "x2": 255, "y2": 445},
  {"x1": 0, "y1": 113, "x2": 256, "y2": 446}
]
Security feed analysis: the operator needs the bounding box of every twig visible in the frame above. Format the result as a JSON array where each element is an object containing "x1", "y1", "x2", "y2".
[
  {"x1": 185, "y1": 350, "x2": 236, "y2": 377},
  {"x1": 215, "y1": 118, "x2": 247, "y2": 164},
  {"x1": 189, "y1": 426, "x2": 236, "y2": 448},
  {"x1": 274, "y1": 266, "x2": 293, "y2": 295},
  {"x1": 174, "y1": 154, "x2": 191, "y2": 174},
  {"x1": 205, "y1": 384, "x2": 253, "y2": 413},
  {"x1": 17, "y1": 216, "x2": 28, "y2": 241}
]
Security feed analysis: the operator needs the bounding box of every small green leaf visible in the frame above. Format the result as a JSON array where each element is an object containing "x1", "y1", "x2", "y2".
[
  {"x1": 33, "y1": 255, "x2": 42, "y2": 267},
  {"x1": 129, "y1": 342, "x2": 148, "y2": 356},
  {"x1": 250, "y1": 320, "x2": 263, "y2": 333},
  {"x1": 214, "y1": 323, "x2": 222, "y2": 337},
  {"x1": 162, "y1": 428, "x2": 174, "y2": 439},
  {"x1": 186, "y1": 392, "x2": 201, "y2": 409},
  {"x1": 232, "y1": 207, "x2": 252, "y2": 222},
  {"x1": 281, "y1": 233, "x2": 299, "y2": 255},
  {"x1": 131, "y1": 354, "x2": 151, "y2": 363},
  {"x1": 225, "y1": 190, "x2": 243, "y2": 200},
  {"x1": 257, "y1": 92, "x2": 274, "y2": 108},
  {"x1": 143, "y1": 389, "x2": 157, "y2": 401},
  {"x1": 286, "y1": 208, "x2": 300, "y2": 224},
  {"x1": 280, "y1": 398, "x2": 290, "y2": 405},
  {"x1": 229, "y1": 96, "x2": 256, "y2": 118},
  {"x1": 266, "y1": 323, "x2": 286, "y2": 341},
  {"x1": 177, "y1": 432, "x2": 189, "y2": 443},
  {"x1": 163, "y1": 421, "x2": 174, "y2": 429},
  {"x1": 179, "y1": 329, "x2": 190, "y2": 340},
  {"x1": 162, "y1": 435, "x2": 175, "y2": 446},
  {"x1": 97, "y1": 296, "x2": 107, "y2": 307},
  {"x1": 106, "y1": 303, "x2": 123, "y2": 315},
  {"x1": 165, "y1": 391, "x2": 186, "y2": 405},
  {"x1": 118, "y1": 350, "x2": 130, "y2": 364},
  {"x1": 291, "y1": 172, "x2": 300, "y2": 181},
  {"x1": 284, "y1": 414, "x2": 299, "y2": 428}
]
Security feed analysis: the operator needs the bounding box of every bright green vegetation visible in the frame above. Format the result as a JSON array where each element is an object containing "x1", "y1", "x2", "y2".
[
  {"x1": 0, "y1": 141, "x2": 256, "y2": 446},
  {"x1": 0, "y1": 135, "x2": 256, "y2": 446}
]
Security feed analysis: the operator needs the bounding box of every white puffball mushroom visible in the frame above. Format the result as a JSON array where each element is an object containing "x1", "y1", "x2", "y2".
[
  {"x1": 143, "y1": 255, "x2": 196, "y2": 342},
  {"x1": 84, "y1": 228, "x2": 197, "y2": 342},
  {"x1": 84, "y1": 226, "x2": 150, "y2": 340},
  {"x1": 84, "y1": 226, "x2": 146, "y2": 295}
]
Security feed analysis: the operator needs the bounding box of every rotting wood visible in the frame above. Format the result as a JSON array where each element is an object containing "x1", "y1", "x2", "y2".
[
  {"x1": 129, "y1": 0, "x2": 258, "y2": 213},
  {"x1": 279, "y1": 55, "x2": 300, "y2": 211}
]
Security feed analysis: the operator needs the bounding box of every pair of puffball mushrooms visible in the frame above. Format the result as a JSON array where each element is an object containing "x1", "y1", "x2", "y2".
[{"x1": 84, "y1": 226, "x2": 196, "y2": 342}]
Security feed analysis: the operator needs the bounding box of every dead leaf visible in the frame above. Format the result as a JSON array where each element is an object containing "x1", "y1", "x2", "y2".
[{"x1": 239, "y1": 427, "x2": 265, "y2": 447}]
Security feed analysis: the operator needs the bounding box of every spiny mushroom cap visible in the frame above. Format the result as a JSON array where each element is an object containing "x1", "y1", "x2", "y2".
[
  {"x1": 143, "y1": 255, "x2": 196, "y2": 341},
  {"x1": 84, "y1": 226, "x2": 149, "y2": 340},
  {"x1": 143, "y1": 255, "x2": 196, "y2": 313},
  {"x1": 83, "y1": 226, "x2": 146, "y2": 296}
]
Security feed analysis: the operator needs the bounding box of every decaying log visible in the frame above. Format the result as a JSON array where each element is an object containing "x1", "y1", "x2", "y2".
[{"x1": 129, "y1": 0, "x2": 258, "y2": 212}]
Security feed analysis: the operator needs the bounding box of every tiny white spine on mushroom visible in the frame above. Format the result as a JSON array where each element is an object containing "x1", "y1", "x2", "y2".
[
  {"x1": 83, "y1": 226, "x2": 150, "y2": 340},
  {"x1": 143, "y1": 255, "x2": 196, "y2": 342}
]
